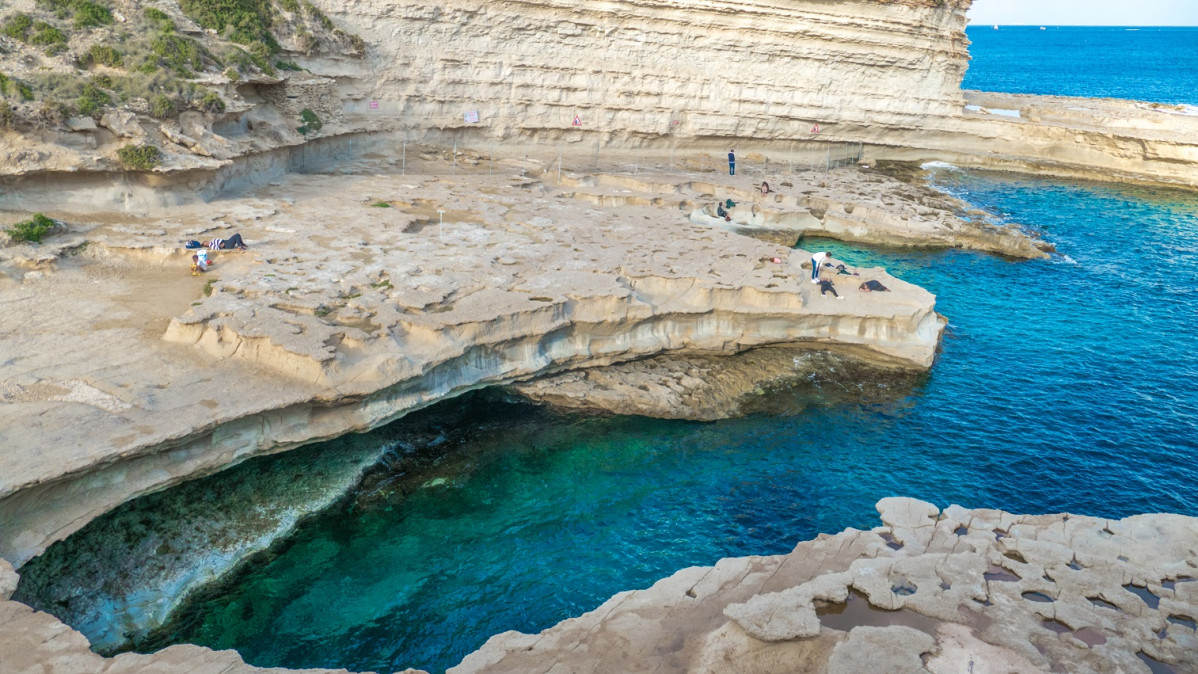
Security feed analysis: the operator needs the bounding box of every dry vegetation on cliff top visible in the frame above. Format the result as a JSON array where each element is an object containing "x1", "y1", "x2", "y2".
[{"x1": 0, "y1": 0, "x2": 360, "y2": 129}]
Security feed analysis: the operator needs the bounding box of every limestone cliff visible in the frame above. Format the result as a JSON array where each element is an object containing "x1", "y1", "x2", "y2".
[
  {"x1": 5, "y1": 0, "x2": 1197, "y2": 204},
  {"x1": 317, "y1": 0, "x2": 973, "y2": 140}
]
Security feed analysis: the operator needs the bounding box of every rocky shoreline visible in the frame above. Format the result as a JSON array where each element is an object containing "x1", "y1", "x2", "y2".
[
  {"x1": 4, "y1": 498, "x2": 1196, "y2": 673},
  {"x1": 2, "y1": 0, "x2": 1197, "y2": 671},
  {"x1": 456, "y1": 498, "x2": 1198, "y2": 674}
]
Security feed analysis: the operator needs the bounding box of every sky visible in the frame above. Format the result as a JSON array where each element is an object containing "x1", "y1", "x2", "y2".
[{"x1": 967, "y1": 0, "x2": 1198, "y2": 26}]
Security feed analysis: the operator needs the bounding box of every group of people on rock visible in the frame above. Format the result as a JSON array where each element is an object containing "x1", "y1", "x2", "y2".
[
  {"x1": 186, "y1": 233, "x2": 248, "y2": 274},
  {"x1": 809, "y1": 251, "x2": 889, "y2": 298}
]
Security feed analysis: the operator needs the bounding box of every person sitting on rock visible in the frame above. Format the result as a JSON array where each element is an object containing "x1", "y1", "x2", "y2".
[
  {"x1": 207, "y1": 233, "x2": 247, "y2": 250},
  {"x1": 716, "y1": 203, "x2": 730, "y2": 221},
  {"x1": 760, "y1": 181, "x2": 771, "y2": 195},
  {"x1": 859, "y1": 279, "x2": 890, "y2": 292},
  {"x1": 191, "y1": 252, "x2": 209, "y2": 275}
]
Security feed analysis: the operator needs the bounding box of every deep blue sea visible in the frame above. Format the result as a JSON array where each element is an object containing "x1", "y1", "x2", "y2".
[
  {"x1": 18, "y1": 26, "x2": 1198, "y2": 674},
  {"x1": 963, "y1": 26, "x2": 1198, "y2": 105}
]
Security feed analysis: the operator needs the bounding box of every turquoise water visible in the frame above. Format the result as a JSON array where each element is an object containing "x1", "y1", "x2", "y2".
[
  {"x1": 963, "y1": 27, "x2": 1198, "y2": 105},
  {"x1": 131, "y1": 169, "x2": 1198, "y2": 673}
]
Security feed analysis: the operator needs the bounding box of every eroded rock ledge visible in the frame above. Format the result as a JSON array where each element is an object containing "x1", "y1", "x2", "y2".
[{"x1": 0, "y1": 159, "x2": 948, "y2": 569}]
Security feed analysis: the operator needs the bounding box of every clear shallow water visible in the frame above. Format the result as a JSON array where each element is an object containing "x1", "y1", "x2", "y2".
[
  {"x1": 963, "y1": 26, "x2": 1198, "y2": 105},
  {"x1": 131, "y1": 170, "x2": 1198, "y2": 673}
]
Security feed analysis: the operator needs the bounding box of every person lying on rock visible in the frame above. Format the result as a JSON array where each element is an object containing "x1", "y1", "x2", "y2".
[
  {"x1": 207, "y1": 233, "x2": 247, "y2": 250},
  {"x1": 823, "y1": 261, "x2": 859, "y2": 276},
  {"x1": 859, "y1": 280, "x2": 890, "y2": 292},
  {"x1": 817, "y1": 267, "x2": 843, "y2": 299}
]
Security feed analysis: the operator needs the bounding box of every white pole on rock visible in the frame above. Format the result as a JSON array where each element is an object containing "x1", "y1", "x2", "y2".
[{"x1": 438, "y1": 209, "x2": 445, "y2": 243}]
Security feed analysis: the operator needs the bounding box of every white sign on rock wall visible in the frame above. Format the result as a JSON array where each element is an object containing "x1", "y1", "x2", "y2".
[{"x1": 464, "y1": 111, "x2": 479, "y2": 123}]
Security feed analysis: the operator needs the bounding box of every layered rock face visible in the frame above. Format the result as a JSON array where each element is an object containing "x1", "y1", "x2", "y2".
[{"x1": 316, "y1": 0, "x2": 973, "y2": 141}]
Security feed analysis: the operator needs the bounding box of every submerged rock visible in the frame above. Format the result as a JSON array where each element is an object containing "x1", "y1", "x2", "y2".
[
  {"x1": 513, "y1": 346, "x2": 925, "y2": 421},
  {"x1": 12, "y1": 437, "x2": 388, "y2": 652}
]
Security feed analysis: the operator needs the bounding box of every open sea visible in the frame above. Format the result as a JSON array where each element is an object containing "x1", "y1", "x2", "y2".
[
  {"x1": 16, "y1": 24, "x2": 1198, "y2": 674},
  {"x1": 963, "y1": 26, "x2": 1198, "y2": 105}
]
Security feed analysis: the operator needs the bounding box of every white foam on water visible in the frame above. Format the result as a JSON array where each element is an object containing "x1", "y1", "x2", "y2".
[
  {"x1": 1056, "y1": 254, "x2": 1078, "y2": 265},
  {"x1": 964, "y1": 105, "x2": 1022, "y2": 119},
  {"x1": 920, "y1": 161, "x2": 959, "y2": 171}
]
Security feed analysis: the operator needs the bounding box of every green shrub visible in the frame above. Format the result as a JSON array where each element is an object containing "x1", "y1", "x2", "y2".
[
  {"x1": 29, "y1": 22, "x2": 68, "y2": 52},
  {"x1": 5, "y1": 214, "x2": 57, "y2": 243},
  {"x1": 297, "y1": 107, "x2": 321, "y2": 135},
  {"x1": 16, "y1": 82, "x2": 34, "y2": 101},
  {"x1": 195, "y1": 90, "x2": 224, "y2": 113},
  {"x1": 0, "y1": 107, "x2": 14, "y2": 130},
  {"x1": 223, "y1": 66, "x2": 240, "y2": 81},
  {"x1": 248, "y1": 41, "x2": 273, "y2": 67},
  {"x1": 302, "y1": 1, "x2": 333, "y2": 31},
  {"x1": 72, "y1": 1, "x2": 113, "y2": 28},
  {"x1": 150, "y1": 94, "x2": 173, "y2": 117},
  {"x1": 177, "y1": 0, "x2": 278, "y2": 51},
  {"x1": 117, "y1": 144, "x2": 161, "y2": 170},
  {"x1": 35, "y1": 0, "x2": 113, "y2": 27},
  {"x1": 0, "y1": 73, "x2": 9, "y2": 97},
  {"x1": 223, "y1": 46, "x2": 254, "y2": 71},
  {"x1": 1, "y1": 14, "x2": 33, "y2": 40},
  {"x1": 278, "y1": 0, "x2": 299, "y2": 12},
  {"x1": 86, "y1": 44, "x2": 122, "y2": 67},
  {"x1": 143, "y1": 7, "x2": 175, "y2": 31},
  {"x1": 275, "y1": 60, "x2": 302, "y2": 71},
  {"x1": 151, "y1": 33, "x2": 203, "y2": 77},
  {"x1": 76, "y1": 82, "x2": 110, "y2": 116},
  {"x1": 34, "y1": 0, "x2": 72, "y2": 19}
]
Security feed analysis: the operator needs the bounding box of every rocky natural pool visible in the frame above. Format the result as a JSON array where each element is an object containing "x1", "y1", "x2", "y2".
[{"x1": 15, "y1": 168, "x2": 1198, "y2": 673}]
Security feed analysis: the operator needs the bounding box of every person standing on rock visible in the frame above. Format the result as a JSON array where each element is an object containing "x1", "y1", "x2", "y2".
[
  {"x1": 728, "y1": 149, "x2": 736, "y2": 176},
  {"x1": 810, "y1": 251, "x2": 828, "y2": 284}
]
